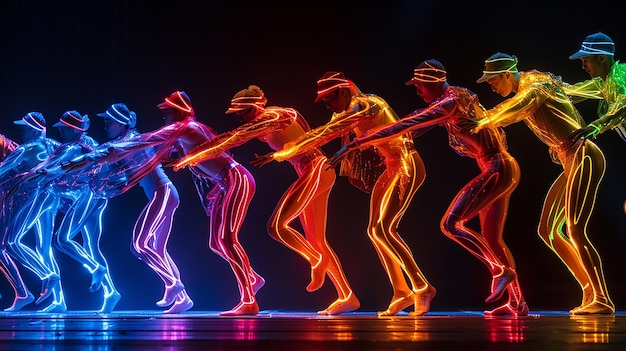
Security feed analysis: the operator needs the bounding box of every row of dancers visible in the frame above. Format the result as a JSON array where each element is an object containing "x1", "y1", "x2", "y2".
[{"x1": 0, "y1": 31, "x2": 623, "y2": 316}]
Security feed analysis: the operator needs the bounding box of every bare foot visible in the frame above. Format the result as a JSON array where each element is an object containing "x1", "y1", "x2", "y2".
[
  {"x1": 36, "y1": 274, "x2": 60, "y2": 305},
  {"x1": 409, "y1": 285, "x2": 437, "y2": 316},
  {"x1": 4, "y1": 292, "x2": 34, "y2": 312},
  {"x1": 318, "y1": 293, "x2": 360, "y2": 315},
  {"x1": 378, "y1": 293, "x2": 414, "y2": 316},
  {"x1": 485, "y1": 301, "x2": 529, "y2": 316},
  {"x1": 165, "y1": 292, "x2": 194, "y2": 314},
  {"x1": 306, "y1": 257, "x2": 328, "y2": 292},
  {"x1": 156, "y1": 281, "x2": 185, "y2": 307},
  {"x1": 38, "y1": 300, "x2": 68, "y2": 313},
  {"x1": 99, "y1": 291, "x2": 121, "y2": 314},
  {"x1": 485, "y1": 267, "x2": 515, "y2": 303},
  {"x1": 220, "y1": 301, "x2": 259, "y2": 316},
  {"x1": 570, "y1": 299, "x2": 615, "y2": 315}
]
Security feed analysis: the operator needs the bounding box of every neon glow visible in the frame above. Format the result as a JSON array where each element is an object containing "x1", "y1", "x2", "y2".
[
  {"x1": 0, "y1": 121, "x2": 60, "y2": 312},
  {"x1": 103, "y1": 91, "x2": 264, "y2": 316},
  {"x1": 331, "y1": 72, "x2": 527, "y2": 315},
  {"x1": 474, "y1": 63, "x2": 614, "y2": 315},
  {"x1": 252, "y1": 76, "x2": 436, "y2": 316},
  {"x1": 176, "y1": 85, "x2": 359, "y2": 314}
]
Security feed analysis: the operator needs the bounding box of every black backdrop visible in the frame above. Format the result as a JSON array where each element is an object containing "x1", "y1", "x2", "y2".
[{"x1": 1, "y1": 0, "x2": 624, "y2": 312}]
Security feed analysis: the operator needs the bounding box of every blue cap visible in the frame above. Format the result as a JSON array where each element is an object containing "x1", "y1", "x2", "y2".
[
  {"x1": 13, "y1": 112, "x2": 46, "y2": 131},
  {"x1": 569, "y1": 32, "x2": 615, "y2": 59},
  {"x1": 97, "y1": 103, "x2": 136, "y2": 127},
  {"x1": 53, "y1": 110, "x2": 89, "y2": 131}
]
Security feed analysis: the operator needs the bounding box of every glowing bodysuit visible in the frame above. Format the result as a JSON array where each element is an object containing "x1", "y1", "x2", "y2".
[
  {"x1": 133, "y1": 161, "x2": 191, "y2": 314},
  {"x1": 132, "y1": 91, "x2": 263, "y2": 316},
  {"x1": 96, "y1": 103, "x2": 192, "y2": 314},
  {"x1": 563, "y1": 61, "x2": 626, "y2": 140},
  {"x1": 562, "y1": 34, "x2": 626, "y2": 214},
  {"x1": 265, "y1": 73, "x2": 435, "y2": 316},
  {"x1": 338, "y1": 80, "x2": 527, "y2": 316},
  {"x1": 474, "y1": 68, "x2": 614, "y2": 315},
  {"x1": 59, "y1": 103, "x2": 191, "y2": 313},
  {"x1": 11, "y1": 111, "x2": 121, "y2": 313},
  {"x1": 0, "y1": 113, "x2": 60, "y2": 312},
  {"x1": 174, "y1": 85, "x2": 360, "y2": 315},
  {"x1": 0, "y1": 134, "x2": 17, "y2": 161}
]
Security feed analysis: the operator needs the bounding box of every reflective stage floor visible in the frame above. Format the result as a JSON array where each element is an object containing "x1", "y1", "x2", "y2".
[{"x1": 1, "y1": 310, "x2": 625, "y2": 350}]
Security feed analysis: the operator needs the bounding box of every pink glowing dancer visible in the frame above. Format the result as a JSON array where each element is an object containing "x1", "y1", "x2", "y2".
[{"x1": 116, "y1": 91, "x2": 263, "y2": 316}]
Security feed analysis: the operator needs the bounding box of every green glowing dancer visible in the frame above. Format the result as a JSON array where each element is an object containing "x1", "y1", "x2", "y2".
[{"x1": 563, "y1": 32, "x2": 626, "y2": 142}]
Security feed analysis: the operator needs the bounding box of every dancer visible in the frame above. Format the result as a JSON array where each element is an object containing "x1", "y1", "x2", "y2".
[
  {"x1": 564, "y1": 32, "x2": 626, "y2": 142},
  {"x1": 473, "y1": 53, "x2": 614, "y2": 315},
  {"x1": 174, "y1": 85, "x2": 359, "y2": 315},
  {"x1": 95, "y1": 103, "x2": 192, "y2": 314},
  {"x1": 253, "y1": 72, "x2": 435, "y2": 316},
  {"x1": 0, "y1": 133, "x2": 17, "y2": 302},
  {"x1": 0, "y1": 112, "x2": 60, "y2": 311},
  {"x1": 45, "y1": 110, "x2": 118, "y2": 312},
  {"x1": 99, "y1": 91, "x2": 263, "y2": 315},
  {"x1": 563, "y1": 32, "x2": 626, "y2": 214},
  {"x1": 328, "y1": 60, "x2": 527, "y2": 316}
]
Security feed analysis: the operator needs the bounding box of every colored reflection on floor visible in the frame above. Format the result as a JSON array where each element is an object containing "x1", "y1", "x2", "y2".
[{"x1": 0, "y1": 310, "x2": 625, "y2": 350}]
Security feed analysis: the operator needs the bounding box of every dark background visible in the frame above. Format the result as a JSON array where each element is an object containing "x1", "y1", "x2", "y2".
[{"x1": 1, "y1": 0, "x2": 624, "y2": 313}]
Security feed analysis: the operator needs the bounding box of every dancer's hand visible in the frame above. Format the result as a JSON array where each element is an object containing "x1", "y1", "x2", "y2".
[
  {"x1": 326, "y1": 144, "x2": 353, "y2": 169},
  {"x1": 251, "y1": 152, "x2": 275, "y2": 168}
]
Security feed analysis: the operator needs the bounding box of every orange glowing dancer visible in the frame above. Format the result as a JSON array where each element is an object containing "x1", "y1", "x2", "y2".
[
  {"x1": 253, "y1": 72, "x2": 436, "y2": 316},
  {"x1": 328, "y1": 60, "x2": 527, "y2": 316},
  {"x1": 473, "y1": 53, "x2": 614, "y2": 315},
  {"x1": 174, "y1": 85, "x2": 360, "y2": 315}
]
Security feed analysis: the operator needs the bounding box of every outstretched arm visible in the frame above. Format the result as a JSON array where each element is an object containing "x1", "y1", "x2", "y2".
[
  {"x1": 174, "y1": 112, "x2": 293, "y2": 171},
  {"x1": 473, "y1": 89, "x2": 540, "y2": 133},
  {"x1": 352, "y1": 95, "x2": 458, "y2": 149},
  {"x1": 272, "y1": 103, "x2": 366, "y2": 162}
]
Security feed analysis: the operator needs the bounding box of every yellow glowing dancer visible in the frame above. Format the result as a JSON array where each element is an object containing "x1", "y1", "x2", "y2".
[
  {"x1": 174, "y1": 85, "x2": 360, "y2": 315},
  {"x1": 253, "y1": 72, "x2": 436, "y2": 316},
  {"x1": 473, "y1": 53, "x2": 614, "y2": 315}
]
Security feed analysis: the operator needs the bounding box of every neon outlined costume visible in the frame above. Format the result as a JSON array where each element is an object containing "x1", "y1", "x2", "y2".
[
  {"x1": 174, "y1": 85, "x2": 359, "y2": 315},
  {"x1": 116, "y1": 91, "x2": 263, "y2": 316},
  {"x1": 95, "y1": 103, "x2": 192, "y2": 313},
  {"x1": 474, "y1": 53, "x2": 614, "y2": 315},
  {"x1": 564, "y1": 32, "x2": 626, "y2": 142},
  {"x1": 254, "y1": 72, "x2": 436, "y2": 316},
  {"x1": 329, "y1": 60, "x2": 527, "y2": 316},
  {"x1": 0, "y1": 112, "x2": 60, "y2": 311},
  {"x1": 562, "y1": 32, "x2": 626, "y2": 214}
]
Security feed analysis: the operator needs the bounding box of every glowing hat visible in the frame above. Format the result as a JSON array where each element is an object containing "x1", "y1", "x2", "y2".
[
  {"x1": 13, "y1": 112, "x2": 46, "y2": 132},
  {"x1": 405, "y1": 59, "x2": 447, "y2": 85},
  {"x1": 314, "y1": 71, "x2": 352, "y2": 103},
  {"x1": 97, "y1": 103, "x2": 136, "y2": 127},
  {"x1": 53, "y1": 110, "x2": 89, "y2": 131},
  {"x1": 476, "y1": 52, "x2": 519, "y2": 83},
  {"x1": 225, "y1": 85, "x2": 267, "y2": 114},
  {"x1": 157, "y1": 91, "x2": 194, "y2": 115},
  {"x1": 569, "y1": 32, "x2": 615, "y2": 59}
]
